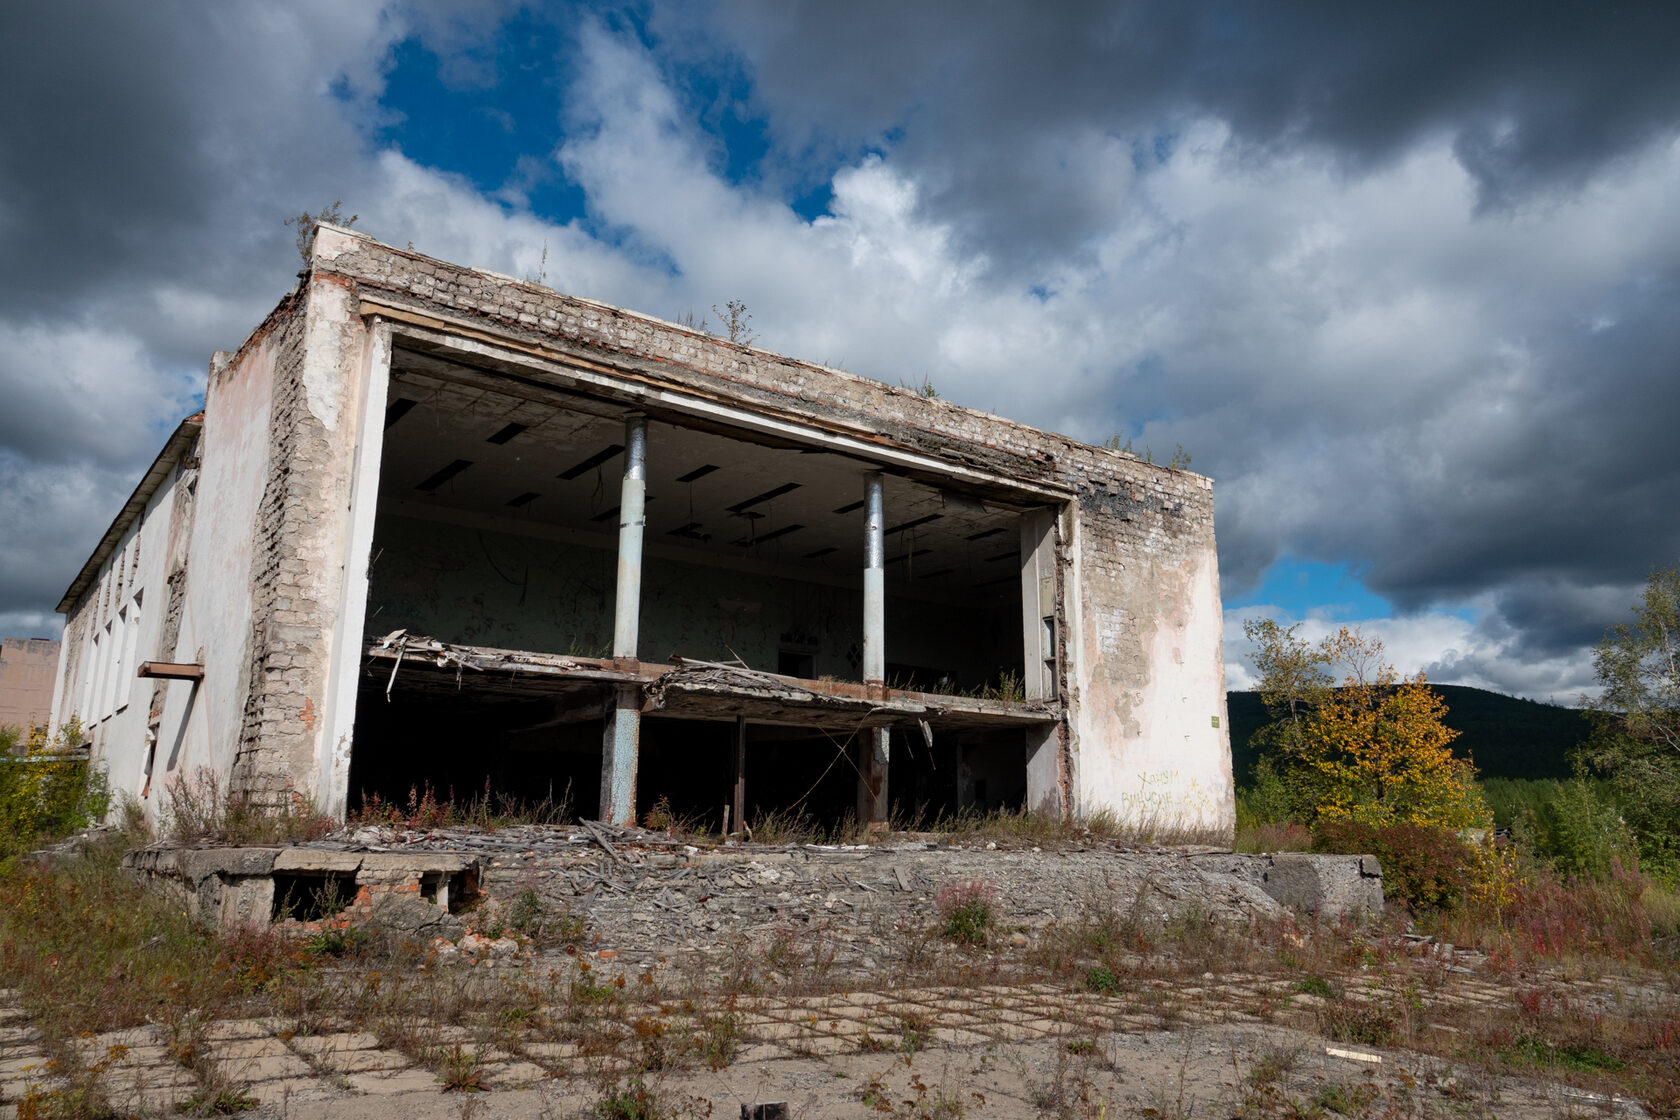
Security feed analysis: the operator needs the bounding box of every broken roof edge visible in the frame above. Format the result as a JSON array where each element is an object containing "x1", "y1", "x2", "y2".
[
  {"x1": 306, "y1": 224, "x2": 1213, "y2": 487},
  {"x1": 56, "y1": 412, "x2": 203, "y2": 614}
]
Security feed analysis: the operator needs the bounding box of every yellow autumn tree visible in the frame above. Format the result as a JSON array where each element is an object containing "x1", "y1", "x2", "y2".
[{"x1": 1247, "y1": 624, "x2": 1488, "y2": 830}]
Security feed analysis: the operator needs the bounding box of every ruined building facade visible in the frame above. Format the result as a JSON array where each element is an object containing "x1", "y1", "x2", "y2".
[{"x1": 50, "y1": 227, "x2": 1233, "y2": 834}]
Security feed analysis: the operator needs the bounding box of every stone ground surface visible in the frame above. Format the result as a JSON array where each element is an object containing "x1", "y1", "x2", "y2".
[{"x1": 0, "y1": 968, "x2": 1661, "y2": 1119}]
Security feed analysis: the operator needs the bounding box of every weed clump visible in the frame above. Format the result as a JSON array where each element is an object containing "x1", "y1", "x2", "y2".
[
  {"x1": 159, "y1": 768, "x2": 335, "y2": 846},
  {"x1": 936, "y1": 879, "x2": 997, "y2": 946}
]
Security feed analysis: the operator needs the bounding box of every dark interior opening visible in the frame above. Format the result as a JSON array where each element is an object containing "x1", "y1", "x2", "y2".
[
  {"x1": 367, "y1": 359, "x2": 1029, "y2": 693},
  {"x1": 272, "y1": 872, "x2": 358, "y2": 922},
  {"x1": 888, "y1": 724, "x2": 1029, "y2": 825},
  {"x1": 348, "y1": 673, "x2": 602, "y2": 819},
  {"x1": 349, "y1": 350, "x2": 1050, "y2": 829}
]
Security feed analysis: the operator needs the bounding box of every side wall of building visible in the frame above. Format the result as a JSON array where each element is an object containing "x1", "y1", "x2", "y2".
[
  {"x1": 54, "y1": 473, "x2": 182, "y2": 802},
  {"x1": 1066, "y1": 469, "x2": 1232, "y2": 832},
  {"x1": 0, "y1": 638, "x2": 60, "y2": 730}
]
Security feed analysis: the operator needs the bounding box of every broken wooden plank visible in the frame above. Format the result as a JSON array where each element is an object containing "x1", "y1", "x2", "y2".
[
  {"x1": 137, "y1": 661, "x2": 204, "y2": 681},
  {"x1": 579, "y1": 819, "x2": 621, "y2": 863}
]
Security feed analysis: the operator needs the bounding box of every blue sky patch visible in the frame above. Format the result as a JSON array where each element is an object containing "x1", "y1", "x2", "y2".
[
  {"x1": 1228, "y1": 556, "x2": 1393, "y2": 621},
  {"x1": 376, "y1": 15, "x2": 585, "y2": 222}
]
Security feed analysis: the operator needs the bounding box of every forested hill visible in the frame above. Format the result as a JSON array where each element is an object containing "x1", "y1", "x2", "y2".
[{"x1": 1226, "y1": 685, "x2": 1592, "y2": 784}]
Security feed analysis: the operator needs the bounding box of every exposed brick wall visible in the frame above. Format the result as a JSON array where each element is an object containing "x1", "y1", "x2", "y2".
[{"x1": 233, "y1": 296, "x2": 316, "y2": 805}]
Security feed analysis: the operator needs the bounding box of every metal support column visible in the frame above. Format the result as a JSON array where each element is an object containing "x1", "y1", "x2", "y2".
[
  {"x1": 601, "y1": 415, "x2": 648, "y2": 826},
  {"x1": 858, "y1": 472, "x2": 890, "y2": 828},
  {"x1": 732, "y1": 716, "x2": 747, "y2": 836}
]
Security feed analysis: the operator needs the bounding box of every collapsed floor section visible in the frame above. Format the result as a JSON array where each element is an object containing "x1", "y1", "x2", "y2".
[{"x1": 351, "y1": 641, "x2": 1057, "y2": 830}]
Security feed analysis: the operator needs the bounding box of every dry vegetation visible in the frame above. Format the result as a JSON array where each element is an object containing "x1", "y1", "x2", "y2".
[{"x1": 2, "y1": 784, "x2": 1678, "y2": 1118}]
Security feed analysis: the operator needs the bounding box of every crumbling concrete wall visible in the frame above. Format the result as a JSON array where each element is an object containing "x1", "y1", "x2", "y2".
[
  {"x1": 184, "y1": 314, "x2": 292, "y2": 803},
  {"x1": 219, "y1": 274, "x2": 385, "y2": 812},
  {"x1": 123, "y1": 834, "x2": 1383, "y2": 949},
  {"x1": 1070, "y1": 486, "x2": 1231, "y2": 834}
]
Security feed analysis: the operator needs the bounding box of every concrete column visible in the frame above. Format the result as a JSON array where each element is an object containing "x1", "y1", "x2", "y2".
[
  {"x1": 1025, "y1": 723, "x2": 1065, "y2": 817},
  {"x1": 601, "y1": 693, "x2": 640, "y2": 826},
  {"x1": 612, "y1": 415, "x2": 648, "y2": 658},
  {"x1": 859, "y1": 472, "x2": 889, "y2": 827},
  {"x1": 731, "y1": 716, "x2": 746, "y2": 835},
  {"x1": 1019, "y1": 507, "x2": 1068, "y2": 818},
  {"x1": 601, "y1": 415, "x2": 648, "y2": 826},
  {"x1": 318, "y1": 317, "x2": 392, "y2": 817},
  {"x1": 1020, "y1": 508, "x2": 1058, "y2": 701}
]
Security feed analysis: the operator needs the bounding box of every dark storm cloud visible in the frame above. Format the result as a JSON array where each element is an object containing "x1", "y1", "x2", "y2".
[
  {"x1": 709, "y1": 0, "x2": 1680, "y2": 268},
  {"x1": 1, "y1": 0, "x2": 1675, "y2": 702},
  {"x1": 0, "y1": 1, "x2": 401, "y2": 634}
]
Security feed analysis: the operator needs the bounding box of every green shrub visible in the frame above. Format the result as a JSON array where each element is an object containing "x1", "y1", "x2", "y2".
[
  {"x1": 1534, "y1": 780, "x2": 1638, "y2": 879},
  {"x1": 1314, "y1": 818, "x2": 1472, "y2": 914},
  {"x1": 1482, "y1": 777, "x2": 1639, "y2": 879},
  {"x1": 1085, "y1": 965, "x2": 1119, "y2": 993},
  {"x1": 935, "y1": 878, "x2": 997, "y2": 945},
  {"x1": 0, "y1": 720, "x2": 107, "y2": 859},
  {"x1": 1236, "y1": 754, "x2": 1300, "y2": 827}
]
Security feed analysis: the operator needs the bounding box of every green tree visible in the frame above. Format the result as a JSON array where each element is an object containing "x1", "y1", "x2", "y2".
[
  {"x1": 1245, "y1": 622, "x2": 1487, "y2": 829},
  {"x1": 1583, "y1": 564, "x2": 1680, "y2": 873}
]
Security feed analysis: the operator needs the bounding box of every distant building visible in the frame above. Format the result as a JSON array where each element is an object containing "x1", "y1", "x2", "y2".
[
  {"x1": 49, "y1": 226, "x2": 1234, "y2": 834},
  {"x1": 1, "y1": 638, "x2": 61, "y2": 732}
]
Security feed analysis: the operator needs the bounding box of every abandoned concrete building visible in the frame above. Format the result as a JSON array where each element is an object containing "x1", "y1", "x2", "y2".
[{"x1": 48, "y1": 225, "x2": 1233, "y2": 835}]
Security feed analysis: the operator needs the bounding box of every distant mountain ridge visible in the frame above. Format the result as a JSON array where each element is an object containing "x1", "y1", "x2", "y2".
[{"x1": 1226, "y1": 684, "x2": 1590, "y2": 784}]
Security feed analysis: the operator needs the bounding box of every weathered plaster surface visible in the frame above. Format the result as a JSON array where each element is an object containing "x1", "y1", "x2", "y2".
[
  {"x1": 56, "y1": 475, "x2": 179, "y2": 804},
  {"x1": 196, "y1": 327, "x2": 283, "y2": 796},
  {"x1": 1074, "y1": 537, "x2": 1233, "y2": 832}
]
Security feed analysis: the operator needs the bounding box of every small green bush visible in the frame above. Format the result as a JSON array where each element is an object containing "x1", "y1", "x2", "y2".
[
  {"x1": 1236, "y1": 754, "x2": 1300, "y2": 828},
  {"x1": 935, "y1": 878, "x2": 997, "y2": 945},
  {"x1": 1085, "y1": 965, "x2": 1119, "y2": 993}
]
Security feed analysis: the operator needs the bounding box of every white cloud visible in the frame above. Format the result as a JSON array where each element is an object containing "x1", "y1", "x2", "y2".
[
  {"x1": 1222, "y1": 605, "x2": 1600, "y2": 704},
  {"x1": 1, "y1": 6, "x2": 1674, "y2": 703}
]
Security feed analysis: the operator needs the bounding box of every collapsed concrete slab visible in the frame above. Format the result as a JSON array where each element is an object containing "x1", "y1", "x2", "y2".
[{"x1": 123, "y1": 827, "x2": 1384, "y2": 948}]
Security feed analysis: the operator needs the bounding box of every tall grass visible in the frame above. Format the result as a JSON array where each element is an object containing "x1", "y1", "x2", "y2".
[{"x1": 348, "y1": 778, "x2": 572, "y2": 831}]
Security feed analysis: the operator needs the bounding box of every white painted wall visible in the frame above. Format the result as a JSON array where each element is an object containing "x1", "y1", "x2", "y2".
[
  {"x1": 1070, "y1": 529, "x2": 1235, "y2": 836},
  {"x1": 55, "y1": 474, "x2": 180, "y2": 805},
  {"x1": 174, "y1": 343, "x2": 275, "y2": 795}
]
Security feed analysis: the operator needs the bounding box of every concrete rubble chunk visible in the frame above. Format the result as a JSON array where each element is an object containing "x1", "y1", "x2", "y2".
[
  {"x1": 368, "y1": 894, "x2": 464, "y2": 942},
  {"x1": 180, "y1": 847, "x2": 278, "y2": 882},
  {"x1": 358, "y1": 852, "x2": 474, "y2": 873}
]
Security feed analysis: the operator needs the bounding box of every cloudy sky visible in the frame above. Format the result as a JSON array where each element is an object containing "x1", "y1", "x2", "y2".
[{"x1": 3, "y1": 1, "x2": 1677, "y2": 701}]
